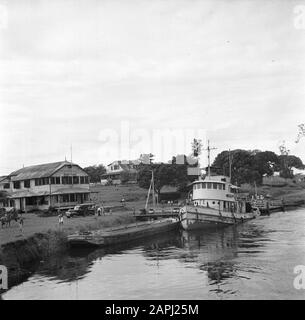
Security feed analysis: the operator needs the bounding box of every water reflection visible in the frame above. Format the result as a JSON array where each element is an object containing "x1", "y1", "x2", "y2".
[
  {"x1": 35, "y1": 223, "x2": 269, "y2": 286},
  {"x1": 4, "y1": 209, "x2": 305, "y2": 299}
]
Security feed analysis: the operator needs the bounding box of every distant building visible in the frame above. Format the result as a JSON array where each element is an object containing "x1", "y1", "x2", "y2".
[
  {"x1": 292, "y1": 167, "x2": 305, "y2": 183},
  {"x1": 1, "y1": 161, "x2": 90, "y2": 212},
  {"x1": 159, "y1": 185, "x2": 181, "y2": 202},
  {"x1": 101, "y1": 160, "x2": 140, "y2": 184}
]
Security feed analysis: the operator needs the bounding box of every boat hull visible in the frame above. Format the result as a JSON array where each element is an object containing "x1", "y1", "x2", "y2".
[
  {"x1": 68, "y1": 219, "x2": 180, "y2": 247},
  {"x1": 180, "y1": 206, "x2": 259, "y2": 231}
]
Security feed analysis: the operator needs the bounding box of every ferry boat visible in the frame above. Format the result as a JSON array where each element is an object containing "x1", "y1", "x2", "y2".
[
  {"x1": 179, "y1": 141, "x2": 260, "y2": 230},
  {"x1": 180, "y1": 175, "x2": 260, "y2": 230}
]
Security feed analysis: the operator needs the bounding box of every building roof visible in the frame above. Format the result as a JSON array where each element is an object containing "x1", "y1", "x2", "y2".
[
  {"x1": 8, "y1": 161, "x2": 80, "y2": 181},
  {"x1": 51, "y1": 187, "x2": 90, "y2": 195},
  {"x1": 107, "y1": 160, "x2": 140, "y2": 168},
  {"x1": 160, "y1": 185, "x2": 180, "y2": 194},
  {"x1": 0, "y1": 176, "x2": 8, "y2": 183}
]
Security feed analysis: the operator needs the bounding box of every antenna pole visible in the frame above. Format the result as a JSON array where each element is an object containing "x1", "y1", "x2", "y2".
[{"x1": 203, "y1": 140, "x2": 217, "y2": 178}]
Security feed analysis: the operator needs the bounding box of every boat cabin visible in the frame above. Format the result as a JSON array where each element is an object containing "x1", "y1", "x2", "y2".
[{"x1": 191, "y1": 175, "x2": 246, "y2": 213}]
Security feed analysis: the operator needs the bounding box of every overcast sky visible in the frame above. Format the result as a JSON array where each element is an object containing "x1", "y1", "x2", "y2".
[{"x1": 1, "y1": 0, "x2": 305, "y2": 173}]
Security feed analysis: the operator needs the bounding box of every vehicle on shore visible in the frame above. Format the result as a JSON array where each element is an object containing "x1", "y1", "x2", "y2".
[{"x1": 65, "y1": 203, "x2": 95, "y2": 218}]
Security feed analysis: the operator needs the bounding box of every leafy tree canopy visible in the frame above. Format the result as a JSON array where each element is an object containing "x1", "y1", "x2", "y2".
[
  {"x1": 137, "y1": 163, "x2": 189, "y2": 193},
  {"x1": 83, "y1": 164, "x2": 106, "y2": 183}
]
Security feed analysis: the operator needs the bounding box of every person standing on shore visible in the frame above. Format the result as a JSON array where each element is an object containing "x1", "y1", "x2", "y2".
[
  {"x1": 58, "y1": 211, "x2": 64, "y2": 225},
  {"x1": 18, "y1": 215, "x2": 24, "y2": 234}
]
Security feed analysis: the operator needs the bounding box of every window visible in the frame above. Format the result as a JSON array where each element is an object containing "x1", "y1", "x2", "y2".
[
  {"x1": 56, "y1": 177, "x2": 61, "y2": 184},
  {"x1": 73, "y1": 176, "x2": 79, "y2": 184},
  {"x1": 13, "y1": 181, "x2": 20, "y2": 189},
  {"x1": 50, "y1": 177, "x2": 55, "y2": 184},
  {"x1": 62, "y1": 176, "x2": 68, "y2": 184},
  {"x1": 4, "y1": 183, "x2": 10, "y2": 189},
  {"x1": 84, "y1": 176, "x2": 89, "y2": 184},
  {"x1": 207, "y1": 182, "x2": 212, "y2": 189},
  {"x1": 68, "y1": 176, "x2": 72, "y2": 184},
  {"x1": 24, "y1": 180, "x2": 30, "y2": 188},
  {"x1": 202, "y1": 182, "x2": 206, "y2": 189},
  {"x1": 213, "y1": 183, "x2": 217, "y2": 189},
  {"x1": 70, "y1": 194, "x2": 75, "y2": 202},
  {"x1": 63, "y1": 194, "x2": 69, "y2": 202}
]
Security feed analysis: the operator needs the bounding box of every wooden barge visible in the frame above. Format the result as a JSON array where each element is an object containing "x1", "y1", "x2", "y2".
[{"x1": 68, "y1": 218, "x2": 180, "y2": 247}]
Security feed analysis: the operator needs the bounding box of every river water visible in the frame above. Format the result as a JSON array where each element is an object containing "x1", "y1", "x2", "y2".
[{"x1": 2, "y1": 208, "x2": 305, "y2": 300}]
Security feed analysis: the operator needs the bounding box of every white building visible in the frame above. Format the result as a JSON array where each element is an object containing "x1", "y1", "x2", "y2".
[
  {"x1": 1, "y1": 161, "x2": 90, "y2": 212},
  {"x1": 102, "y1": 160, "x2": 139, "y2": 184}
]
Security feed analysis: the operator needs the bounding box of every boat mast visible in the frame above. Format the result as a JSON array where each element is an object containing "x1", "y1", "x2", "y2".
[
  {"x1": 152, "y1": 170, "x2": 155, "y2": 208},
  {"x1": 145, "y1": 170, "x2": 155, "y2": 210},
  {"x1": 204, "y1": 140, "x2": 216, "y2": 178}
]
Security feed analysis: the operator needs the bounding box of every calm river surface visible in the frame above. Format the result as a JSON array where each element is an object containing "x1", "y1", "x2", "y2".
[{"x1": 3, "y1": 208, "x2": 305, "y2": 300}]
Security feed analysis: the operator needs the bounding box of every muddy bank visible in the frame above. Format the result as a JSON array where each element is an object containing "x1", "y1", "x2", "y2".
[
  {"x1": 0, "y1": 230, "x2": 68, "y2": 292},
  {"x1": 0, "y1": 214, "x2": 136, "y2": 294}
]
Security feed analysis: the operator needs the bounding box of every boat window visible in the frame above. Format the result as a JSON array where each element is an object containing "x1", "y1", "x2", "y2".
[
  {"x1": 207, "y1": 182, "x2": 212, "y2": 189},
  {"x1": 217, "y1": 183, "x2": 222, "y2": 190},
  {"x1": 213, "y1": 183, "x2": 217, "y2": 189},
  {"x1": 223, "y1": 185, "x2": 225, "y2": 190},
  {"x1": 202, "y1": 182, "x2": 206, "y2": 189}
]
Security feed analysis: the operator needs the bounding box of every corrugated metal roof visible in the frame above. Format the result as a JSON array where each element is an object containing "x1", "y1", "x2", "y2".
[
  {"x1": 51, "y1": 187, "x2": 90, "y2": 195},
  {"x1": 9, "y1": 190, "x2": 49, "y2": 198},
  {"x1": 9, "y1": 161, "x2": 73, "y2": 181},
  {"x1": 160, "y1": 185, "x2": 179, "y2": 194},
  {"x1": 0, "y1": 176, "x2": 8, "y2": 183}
]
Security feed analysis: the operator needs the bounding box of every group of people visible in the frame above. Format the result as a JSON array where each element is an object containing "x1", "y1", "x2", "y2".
[
  {"x1": 0, "y1": 211, "x2": 24, "y2": 233},
  {"x1": 57, "y1": 204, "x2": 107, "y2": 225}
]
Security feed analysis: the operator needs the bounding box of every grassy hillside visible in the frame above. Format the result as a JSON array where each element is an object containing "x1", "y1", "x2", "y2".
[
  {"x1": 240, "y1": 182, "x2": 305, "y2": 202},
  {"x1": 90, "y1": 184, "x2": 149, "y2": 210}
]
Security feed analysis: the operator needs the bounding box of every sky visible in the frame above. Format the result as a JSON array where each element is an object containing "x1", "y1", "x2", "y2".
[{"x1": 0, "y1": 0, "x2": 305, "y2": 174}]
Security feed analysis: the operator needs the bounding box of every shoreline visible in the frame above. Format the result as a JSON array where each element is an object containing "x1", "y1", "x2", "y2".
[
  {"x1": 1, "y1": 184, "x2": 305, "y2": 294},
  {"x1": 0, "y1": 212, "x2": 136, "y2": 293}
]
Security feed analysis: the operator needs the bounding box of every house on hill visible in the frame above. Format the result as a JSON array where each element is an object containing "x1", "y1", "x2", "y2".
[
  {"x1": 1, "y1": 161, "x2": 90, "y2": 212},
  {"x1": 101, "y1": 160, "x2": 139, "y2": 185}
]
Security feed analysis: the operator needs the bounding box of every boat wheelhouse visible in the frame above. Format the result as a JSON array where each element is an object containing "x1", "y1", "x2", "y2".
[{"x1": 191, "y1": 175, "x2": 246, "y2": 213}]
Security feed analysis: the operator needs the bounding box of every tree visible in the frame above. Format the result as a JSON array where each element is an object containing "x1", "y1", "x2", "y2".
[
  {"x1": 120, "y1": 171, "x2": 131, "y2": 184},
  {"x1": 212, "y1": 149, "x2": 279, "y2": 185},
  {"x1": 137, "y1": 163, "x2": 189, "y2": 194},
  {"x1": 296, "y1": 123, "x2": 305, "y2": 143},
  {"x1": 83, "y1": 164, "x2": 106, "y2": 183},
  {"x1": 252, "y1": 151, "x2": 279, "y2": 177},
  {"x1": 191, "y1": 139, "x2": 203, "y2": 157}
]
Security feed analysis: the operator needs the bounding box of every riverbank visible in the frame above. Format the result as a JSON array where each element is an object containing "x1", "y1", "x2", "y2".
[
  {"x1": 241, "y1": 183, "x2": 305, "y2": 202},
  {"x1": 0, "y1": 212, "x2": 136, "y2": 291}
]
